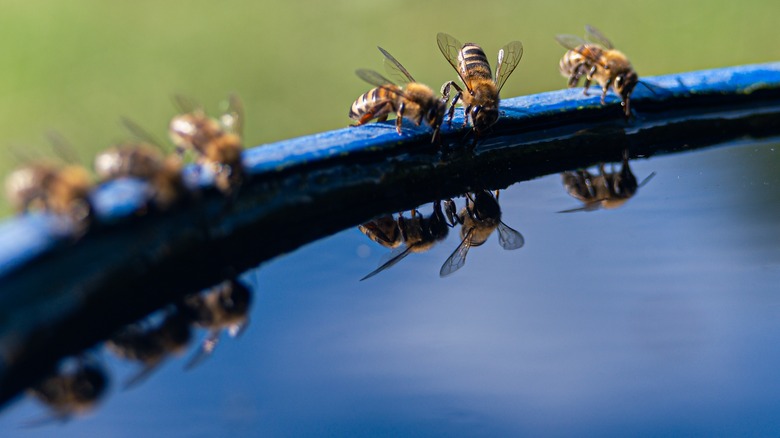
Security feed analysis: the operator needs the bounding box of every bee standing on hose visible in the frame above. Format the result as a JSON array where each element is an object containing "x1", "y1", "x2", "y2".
[
  {"x1": 437, "y1": 32, "x2": 523, "y2": 136},
  {"x1": 168, "y1": 94, "x2": 245, "y2": 194},
  {"x1": 350, "y1": 47, "x2": 447, "y2": 143},
  {"x1": 5, "y1": 160, "x2": 93, "y2": 231},
  {"x1": 94, "y1": 135, "x2": 185, "y2": 211},
  {"x1": 556, "y1": 25, "x2": 639, "y2": 117}
]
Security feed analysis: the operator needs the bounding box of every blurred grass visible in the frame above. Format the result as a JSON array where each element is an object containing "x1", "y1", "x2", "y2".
[{"x1": 0, "y1": 0, "x2": 777, "y2": 215}]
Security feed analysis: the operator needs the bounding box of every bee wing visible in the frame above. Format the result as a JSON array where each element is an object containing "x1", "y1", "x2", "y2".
[
  {"x1": 436, "y1": 32, "x2": 472, "y2": 91},
  {"x1": 123, "y1": 360, "x2": 164, "y2": 389},
  {"x1": 45, "y1": 130, "x2": 81, "y2": 164},
  {"x1": 497, "y1": 221, "x2": 524, "y2": 250},
  {"x1": 220, "y1": 94, "x2": 244, "y2": 137},
  {"x1": 555, "y1": 34, "x2": 588, "y2": 51},
  {"x1": 355, "y1": 69, "x2": 411, "y2": 101},
  {"x1": 585, "y1": 25, "x2": 614, "y2": 50},
  {"x1": 359, "y1": 245, "x2": 415, "y2": 281},
  {"x1": 184, "y1": 329, "x2": 221, "y2": 370},
  {"x1": 378, "y1": 46, "x2": 416, "y2": 85},
  {"x1": 439, "y1": 227, "x2": 474, "y2": 277},
  {"x1": 171, "y1": 94, "x2": 203, "y2": 114},
  {"x1": 120, "y1": 118, "x2": 169, "y2": 151},
  {"x1": 638, "y1": 171, "x2": 657, "y2": 188},
  {"x1": 495, "y1": 40, "x2": 523, "y2": 93}
]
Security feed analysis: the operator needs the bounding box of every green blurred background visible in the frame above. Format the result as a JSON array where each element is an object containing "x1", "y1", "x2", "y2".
[{"x1": 0, "y1": 0, "x2": 777, "y2": 214}]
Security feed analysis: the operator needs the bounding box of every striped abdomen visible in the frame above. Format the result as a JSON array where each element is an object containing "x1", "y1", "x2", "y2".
[
  {"x1": 349, "y1": 86, "x2": 402, "y2": 121},
  {"x1": 458, "y1": 43, "x2": 493, "y2": 82}
]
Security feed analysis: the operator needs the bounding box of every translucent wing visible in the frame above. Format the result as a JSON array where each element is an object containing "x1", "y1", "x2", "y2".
[
  {"x1": 355, "y1": 68, "x2": 398, "y2": 88},
  {"x1": 45, "y1": 131, "x2": 80, "y2": 164},
  {"x1": 497, "y1": 221, "x2": 525, "y2": 250},
  {"x1": 439, "y1": 227, "x2": 474, "y2": 277},
  {"x1": 123, "y1": 360, "x2": 164, "y2": 389},
  {"x1": 120, "y1": 118, "x2": 168, "y2": 151},
  {"x1": 436, "y1": 32, "x2": 471, "y2": 90},
  {"x1": 220, "y1": 93, "x2": 244, "y2": 136},
  {"x1": 585, "y1": 25, "x2": 614, "y2": 50},
  {"x1": 378, "y1": 46, "x2": 416, "y2": 85},
  {"x1": 555, "y1": 34, "x2": 587, "y2": 50},
  {"x1": 638, "y1": 171, "x2": 657, "y2": 188},
  {"x1": 495, "y1": 41, "x2": 523, "y2": 93},
  {"x1": 171, "y1": 94, "x2": 202, "y2": 114},
  {"x1": 360, "y1": 244, "x2": 415, "y2": 281},
  {"x1": 184, "y1": 330, "x2": 221, "y2": 370}
]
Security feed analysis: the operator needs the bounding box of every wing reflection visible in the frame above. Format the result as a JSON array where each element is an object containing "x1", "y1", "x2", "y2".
[
  {"x1": 359, "y1": 191, "x2": 524, "y2": 280},
  {"x1": 560, "y1": 150, "x2": 655, "y2": 212}
]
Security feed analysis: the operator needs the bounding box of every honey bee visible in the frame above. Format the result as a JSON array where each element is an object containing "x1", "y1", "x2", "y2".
[
  {"x1": 168, "y1": 94, "x2": 244, "y2": 193},
  {"x1": 94, "y1": 135, "x2": 185, "y2": 211},
  {"x1": 437, "y1": 33, "x2": 523, "y2": 135},
  {"x1": 358, "y1": 214, "x2": 403, "y2": 249},
  {"x1": 350, "y1": 47, "x2": 447, "y2": 142},
  {"x1": 440, "y1": 190, "x2": 524, "y2": 277},
  {"x1": 4, "y1": 160, "x2": 93, "y2": 227},
  {"x1": 181, "y1": 278, "x2": 252, "y2": 369},
  {"x1": 560, "y1": 151, "x2": 655, "y2": 212},
  {"x1": 556, "y1": 25, "x2": 639, "y2": 117},
  {"x1": 28, "y1": 356, "x2": 108, "y2": 421},
  {"x1": 360, "y1": 200, "x2": 456, "y2": 281},
  {"x1": 106, "y1": 308, "x2": 192, "y2": 388}
]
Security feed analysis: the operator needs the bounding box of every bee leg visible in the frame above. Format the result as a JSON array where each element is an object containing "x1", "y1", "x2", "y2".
[
  {"x1": 601, "y1": 80, "x2": 611, "y2": 105},
  {"x1": 395, "y1": 102, "x2": 405, "y2": 135},
  {"x1": 623, "y1": 97, "x2": 632, "y2": 118},
  {"x1": 463, "y1": 105, "x2": 473, "y2": 128},
  {"x1": 441, "y1": 81, "x2": 463, "y2": 126},
  {"x1": 443, "y1": 198, "x2": 459, "y2": 227}
]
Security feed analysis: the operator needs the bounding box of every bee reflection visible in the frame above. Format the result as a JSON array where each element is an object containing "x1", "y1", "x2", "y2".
[
  {"x1": 106, "y1": 307, "x2": 192, "y2": 389},
  {"x1": 560, "y1": 151, "x2": 655, "y2": 212},
  {"x1": 27, "y1": 356, "x2": 108, "y2": 422},
  {"x1": 360, "y1": 200, "x2": 456, "y2": 281},
  {"x1": 181, "y1": 278, "x2": 252, "y2": 370},
  {"x1": 440, "y1": 190, "x2": 524, "y2": 277}
]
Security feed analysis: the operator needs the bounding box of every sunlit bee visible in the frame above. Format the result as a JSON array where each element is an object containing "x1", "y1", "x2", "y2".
[
  {"x1": 94, "y1": 141, "x2": 185, "y2": 210},
  {"x1": 28, "y1": 357, "x2": 108, "y2": 421},
  {"x1": 360, "y1": 200, "x2": 456, "y2": 281},
  {"x1": 350, "y1": 47, "x2": 447, "y2": 143},
  {"x1": 5, "y1": 161, "x2": 93, "y2": 226},
  {"x1": 560, "y1": 152, "x2": 655, "y2": 212},
  {"x1": 556, "y1": 25, "x2": 639, "y2": 117},
  {"x1": 182, "y1": 278, "x2": 252, "y2": 369},
  {"x1": 106, "y1": 310, "x2": 192, "y2": 389},
  {"x1": 440, "y1": 190, "x2": 524, "y2": 277},
  {"x1": 437, "y1": 33, "x2": 523, "y2": 135},
  {"x1": 168, "y1": 94, "x2": 244, "y2": 193}
]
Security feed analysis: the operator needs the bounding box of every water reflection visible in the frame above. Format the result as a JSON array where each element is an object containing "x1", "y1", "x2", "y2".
[
  {"x1": 21, "y1": 275, "x2": 254, "y2": 421},
  {"x1": 560, "y1": 150, "x2": 655, "y2": 212},
  {"x1": 26, "y1": 356, "x2": 108, "y2": 423},
  {"x1": 360, "y1": 190, "x2": 524, "y2": 279}
]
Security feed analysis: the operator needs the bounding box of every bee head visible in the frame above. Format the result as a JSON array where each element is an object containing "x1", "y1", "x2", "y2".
[
  {"x1": 472, "y1": 105, "x2": 499, "y2": 134},
  {"x1": 614, "y1": 70, "x2": 638, "y2": 106}
]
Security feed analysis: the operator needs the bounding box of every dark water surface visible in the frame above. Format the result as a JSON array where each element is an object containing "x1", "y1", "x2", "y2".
[{"x1": 3, "y1": 139, "x2": 780, "y2": 436}]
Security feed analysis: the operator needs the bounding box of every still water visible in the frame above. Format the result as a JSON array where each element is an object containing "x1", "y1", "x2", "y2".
[{"x1": 3, "y1": 139, "x2": 780, "y2": 436}]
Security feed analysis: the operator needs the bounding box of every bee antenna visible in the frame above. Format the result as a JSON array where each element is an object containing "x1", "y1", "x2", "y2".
[{"x1": 637, "y1": 80, "x2": 661, "y2": 96}]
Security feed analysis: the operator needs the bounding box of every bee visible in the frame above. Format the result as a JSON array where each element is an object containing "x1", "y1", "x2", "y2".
[
  {"x1": 181, "y1": 278, "x2": 252, "y2": 369},
  {"x1": 358, "y1": 214, "x2": 403, "y2": 249},
  {"x1": 360, "y1": 200, "x2": 456, "y2": 281},
  {"x1": 437, "y1": 33, "x2": 523, "y2": 135},
  {"x1": 106, "y1": 308, "x2": 192, "y2": 388},
  {"x1": 168, "y1": 94, "x2": 244, "y2": 194},
  {"x1": 556, "y1": 25, "x2": 639, "y2": 117},
  {"x1": 560, "y1": 151, "x2": 655, "y2": 212},
  {"x1": 94, "y1": 139, "x2": 185, "y2": 211},
  {"x1": 28, "y1": 356, "x2": 108, "y2": 421},
  {"x1": 4, "y1": 160, "x2": 93, "y2": 227},
  {"x1": 439, "y1": 190, "x2": 524, "y2": 277},
  {"x1": 350, "y1": 47, "x2": 447, "y2": 143}
]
